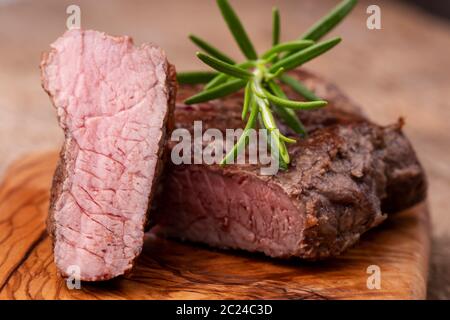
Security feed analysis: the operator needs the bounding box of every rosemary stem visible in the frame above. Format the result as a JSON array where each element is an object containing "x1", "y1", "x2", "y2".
[{"x1": 252, "y1": 63, "x2": 290, "y2": 164}]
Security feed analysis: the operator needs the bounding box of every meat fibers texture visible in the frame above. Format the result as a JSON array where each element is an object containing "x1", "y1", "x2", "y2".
[
  {"x1": 153, "y1": 70, "x2": 427, "y2": 260},
  {"x1": 41, "y1": 29, "x2": 176, "y2": 281}
]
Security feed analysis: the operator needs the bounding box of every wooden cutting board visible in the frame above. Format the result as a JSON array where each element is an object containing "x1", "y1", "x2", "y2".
[{"x1": 0, "y1": 151, "x2": 430, "y2": 300}]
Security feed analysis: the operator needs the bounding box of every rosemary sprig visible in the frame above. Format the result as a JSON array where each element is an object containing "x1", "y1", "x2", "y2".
[{"x1": 178, "y1": 0, "x2": 357, "y2": 168}]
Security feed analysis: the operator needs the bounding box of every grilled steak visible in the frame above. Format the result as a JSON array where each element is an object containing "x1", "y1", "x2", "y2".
[
  {"x1": 153, "y1": 70, "x2": 426, "y2": 260},
  {"x1": 41, "y1": 29, "x2": 176, "y2": 280}
]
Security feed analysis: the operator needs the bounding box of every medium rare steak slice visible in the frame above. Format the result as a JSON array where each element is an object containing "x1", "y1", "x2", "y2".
[
  {"x1": 153, "y1": 70, "x2": 426, "y2": 260},
  {"x1": 41, "y1": 29, "x2": 176, "y2": 280}
]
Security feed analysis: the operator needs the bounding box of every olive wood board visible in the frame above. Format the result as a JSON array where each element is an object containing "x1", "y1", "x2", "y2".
[{"x1": 0, "y1": 151, "x2": 430, "y2": 300}]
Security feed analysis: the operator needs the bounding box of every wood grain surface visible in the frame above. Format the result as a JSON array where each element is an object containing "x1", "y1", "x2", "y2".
[{"x1": 0, "y1": 152, "x2": 430, "y2": 300}]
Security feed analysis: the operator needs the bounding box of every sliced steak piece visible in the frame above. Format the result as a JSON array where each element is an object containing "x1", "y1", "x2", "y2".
[
  {"x1": 41, "y1": 29, "x2": 176, "y2": 281},
  {"x1": 153, "y1": 70, "x2": 426, "y2": 260}
]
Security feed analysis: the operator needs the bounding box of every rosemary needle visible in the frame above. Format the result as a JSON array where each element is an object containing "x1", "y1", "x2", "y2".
[
  {"x1": 189, "y1": 34, "x2": 236, "y2": 65},
  {"x1": 242, "y1": 82, "x2": 252, "y2": 120},
  {"x1": 217, "y1": 0, "x2": 258, "y2": 60},
  {"x1": 205, "y1": 61, "x2": 255, "y2": 90},
  {"x1": 185, "y1": 78, "x2": 246, "y2": 104},
  {"x1": 301, "y1": 0, "x2": 357, "y2": 41},
  {"x1": 272, "y1": 7, "x2": 280, "y2": 46},
  {"x1": 263, "y1": 89, "x2": 327, "y2": 110},
  {"x1": 267, "y1": 80, "x2": 307, "y2": 137},
  {"x1": 270, "y1": 37, "x2": 342, "y2": 72},
  {"x1": 280, "y1": 74, "x2": 321, "y2": 101},
  {"x1": 262, "y1": 40, "x2": 315, "y2": 59},
  {"x1": 176, "y1": 71, "x2": 218, "y2": 85},
  {"x1": 221, "y1": 98, "x2": 259, "y2": 165},
  {"x1": 196, "y1": 52, "x2": 253, "y2": 80}
]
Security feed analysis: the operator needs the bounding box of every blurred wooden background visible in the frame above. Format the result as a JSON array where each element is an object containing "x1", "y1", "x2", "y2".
[{"x1": 0, "y1": 0, "x2": 449, "y2": 299}]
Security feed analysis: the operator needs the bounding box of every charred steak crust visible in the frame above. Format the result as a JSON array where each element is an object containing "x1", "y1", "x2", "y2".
[
  {"x1": 153, "y1": 70, "x2": 427, "y2": 260},
  {"x1": 42, "y1": 30, "x2": 176, "y2": 280}
]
